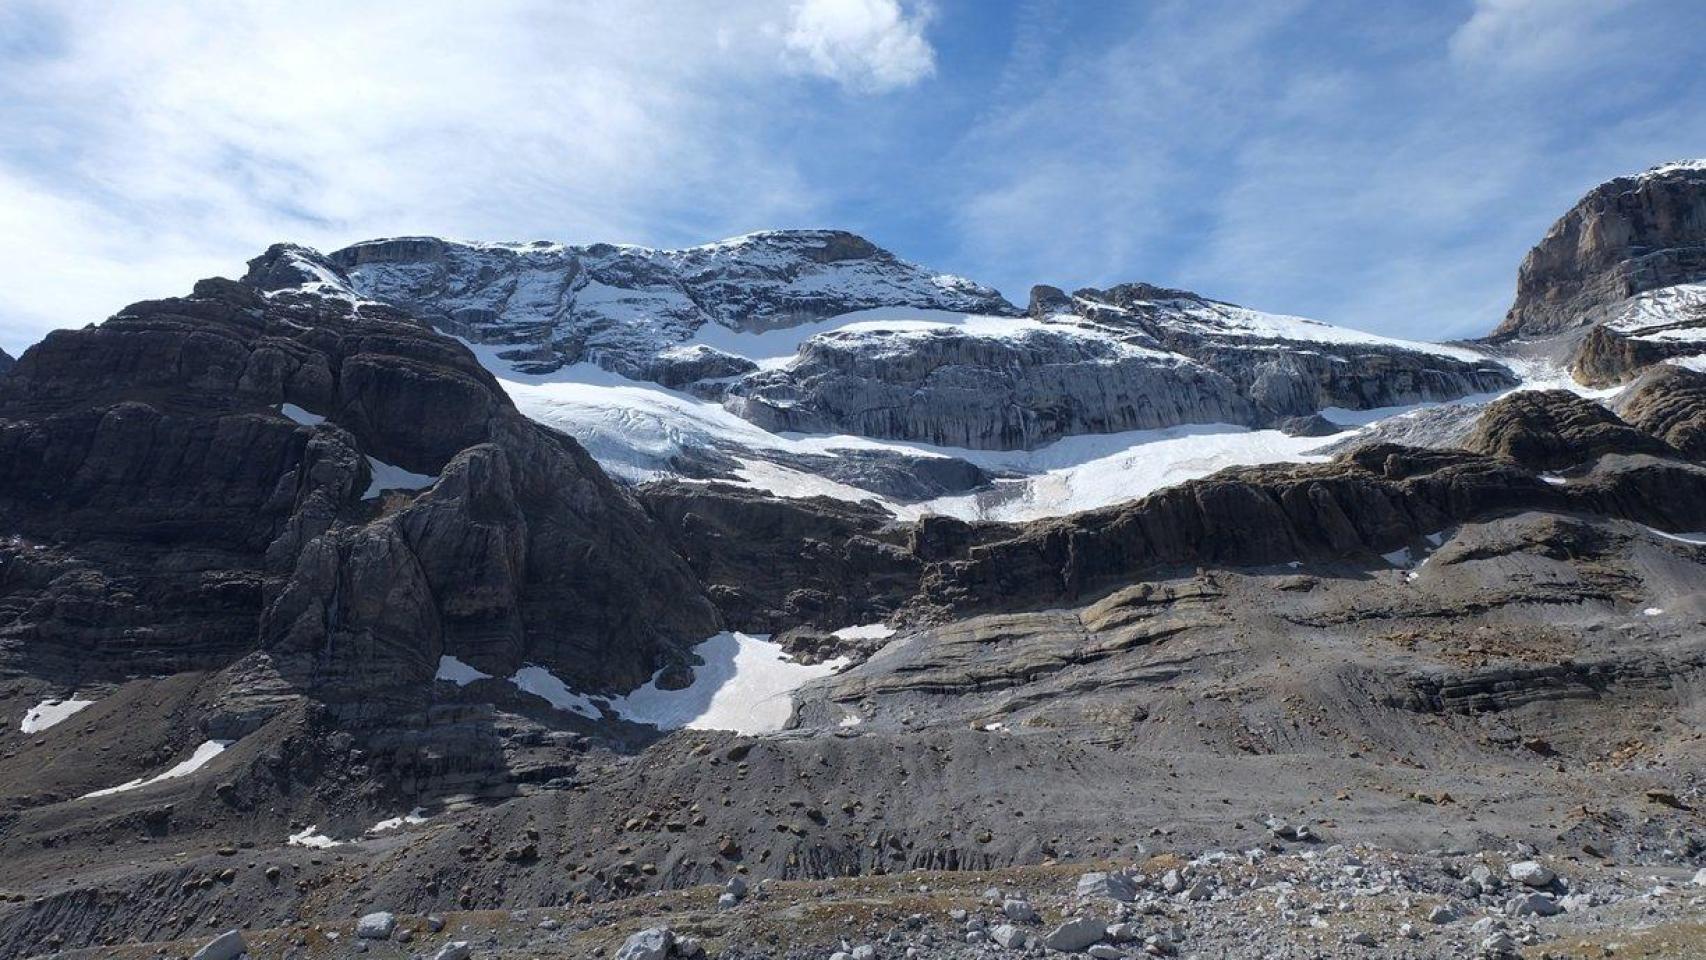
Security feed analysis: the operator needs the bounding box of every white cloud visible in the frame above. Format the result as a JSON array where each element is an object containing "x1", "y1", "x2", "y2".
[
  {"x1": 783, "y1": 0, "x2": 936, "y2": 92},
  {"x1": 0, "y1": 0, "x2": 845, "y2": 353},
  {"x1": 1449, "y1": 0, "x2": 1623, "y2": 75}
]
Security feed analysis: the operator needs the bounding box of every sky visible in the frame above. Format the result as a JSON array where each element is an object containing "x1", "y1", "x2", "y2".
[{"x1": 2, "y1": 0, "x2": 1704, "y2": 355}]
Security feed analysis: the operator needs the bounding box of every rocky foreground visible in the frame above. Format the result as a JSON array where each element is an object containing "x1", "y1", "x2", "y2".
[{"x1": 55, "y1": 843, "x2": 1706, "y2": 960}]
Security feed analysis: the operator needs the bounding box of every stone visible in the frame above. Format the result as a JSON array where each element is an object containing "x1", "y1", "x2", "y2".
[
  {"x1": 191, "y1": 929, "x2": 248, "y2": 960},
  {"x1": 717, "y1": 892, "x2": 740, "y2": 911},
  {"x1": 1003, "y1": 898, "x2": 1039, "y2": 922},
  {"x1": 1087, "y1": 946, "x2": 1125, "y2": 959},
  {"x1": 1160, "y1": 870, "x2": 1186, "y2": 895},
  {"x1": 1693, "y1": 867, "x2": 1706, "y2": 888},
  {"x1": 676, "y1": 937, "x2": 706, "y2": 960},
  {"x1": 355, "y1": 912, "x2": 396, "y2": 940},
  {"x1": 1508, "y1": 861, "x2": 1555, "y2": 888},
  {"x1": 990, "y1": 924, "x2": 1028, "y2": 949},
  {"x1": 432, "y1": 944, "x2": 472, "y2": 960},
  {"x1": 1077, "y1": 872, "x2": 1138, "y2": 902},
  {"x1": 614, "y1": 926, "x2": 673, "y2": 960},
  {"x1": 1043, "y1": 916, "x2": 1106, "y2": 952},
  {"x1": 1427, "y1": 905, "x2": 1459, "y2": 924},
  {"x1": 1105, "y1": 922, "x2": 1139, "y2": 942},
  {"x1": 1506, "y1": 892, "x2": 1560, "y2": 917},
  {"x1": 851, "y1": 946, "x2": 876, "y2": 960}
]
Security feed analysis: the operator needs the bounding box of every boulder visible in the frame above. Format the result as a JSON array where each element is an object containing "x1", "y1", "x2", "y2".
[
  {"x1": 1507, "y1": 861, "x2": 1555, "y2": 888},
  {"x1": 191, "y1": 929, "x2": 248, "y2": 960},
  {"x1": 355, "y1": 912, "x2": 396, "y2": 939},
  {"x1": 614, "y1": 927, "x2": 673, "y2": 960},
  {"x1": 1076, "y1": 871, "x2": 1138, "y2": 902},
  {"x1": 432, "y1": 943, "x2": 472, "y2": 960},
  {"x1": 1042, "y1": 915, "x2": 1106, "y2": 952}
]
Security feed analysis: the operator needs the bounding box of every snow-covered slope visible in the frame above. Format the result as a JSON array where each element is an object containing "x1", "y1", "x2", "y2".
[
  {"x1": 254, "y1": 234, "x2": 1527, "y2": 521},
  {"x1": 328, "y1": 231, "x2": 1015, "y2": 382}
]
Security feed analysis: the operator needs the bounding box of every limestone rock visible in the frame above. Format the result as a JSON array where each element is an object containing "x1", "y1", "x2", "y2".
[
  {"x1": 191, "y1": 929, "x2": 248, "y2": 960},
  {"x1": 1495, "y1": 161, "x2": 1706, "y2": 339},
  {"x1": 355, "y1": 912, "x2": 396, "y2": 939},
  {"x1": 614, "y1": 926, "x2": 673, "y2": 960}
]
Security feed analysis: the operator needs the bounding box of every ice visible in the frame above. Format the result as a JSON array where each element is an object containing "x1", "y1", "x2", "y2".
[
  {"x1": 20, "y1": 697, "x2": 96, "y2": 733},
  {"x1": 434, "y1": 655, "x2": 490, "y2": 686},
  {"x1": 81, "y1": 739, "x2": 233, "y2": 799},
  {"x1": 279, "y1": 403, "x2": 325, "y2": 426},
  {"x1": 365, "y1": 456, "x2": 437, "y2": 498},
  {"x1": 832, "y1": 623, "x2": 896, "y2": 641},
  {"x1": 510, "y1": 665, "x2": 604, "y2": 719},
  {"x1": 1643, "y1": 607, "x2": 1664, "y2": 616}
]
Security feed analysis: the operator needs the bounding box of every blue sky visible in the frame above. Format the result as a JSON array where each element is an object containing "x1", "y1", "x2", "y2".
[{"x1": 2, "y1": 0, "x2": 1703, "y2": 355}]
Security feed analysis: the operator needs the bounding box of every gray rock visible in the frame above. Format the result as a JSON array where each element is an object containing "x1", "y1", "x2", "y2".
[
  {"x1": 1506, "y1": 892, "x2": 1560, "y2": 917},
  {"x1": 355, "y1": 912, "x2": 396, "y2": 940},
  {"x1": 851, "y1": 946, "x2": 876, "y2": 960},
  {"x1": 191, "y1": 929, "x2": 248, "y2": 960},
  {"x1": 1160, "y1": 870, "x2": 1186, "y2": 895},
  {"x1": 614, "y1": 926, "x2": 673, "y2": 960},
  {"x1": 1426, "y1": 905, "x2": 1459, "y2": 924},
  {"x1": 1087, "y1": 946, "x2": 1126, "y2": 959},
  {"x1": 717, "y1": 891, "x2": 740, "y2": 910},
  {"x1": 432, "y1": 943, "x2": 472, "y2": 960},
  {"x1": 1076, "y1": 871, "x2": 1138, "y2": 902},
  {"x1": 1507, "y1": 861, "x2": 1555, "y2": 888},
  {"x1": 1003, "y1": 898, "x2": 1039, "y2": 922},
  {"x1": 990, "y1": 924, "x2": 1029, "y2": 949},
  {"x1": 1043, "y1": 915, "x2": 1107, "y2": 952}
]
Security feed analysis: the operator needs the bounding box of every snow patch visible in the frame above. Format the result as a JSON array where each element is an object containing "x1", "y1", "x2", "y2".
[
  {"x1": 1643, "y1": 607, "x2": 1664, "y2": 617},
  {"x1": 288, "y1": 826, "x2": 343, "y2": 849},
  {"x1": 832, "y1": 623, "x2": 896, "y2": 641},
  {"x1": 20, "y1": 697, "x2": 96, "y2": 733},
  {"x1": 506, "y1": 633, "x2": 845, "y2": 735},
  {"x1": 1644, "y1": 526, "x2": 1706, "y2": 545},
  {"x1": 435, "y1": 655, "x2": 491, "y2": 686},
  {"x1": 279, "y1": 403, "x2": 325, "y2": 426},
  {"x1": 369, "y1": 808, "x2": 429, "y2": 834},
  {"x1": 82, "y1": 740, "x2": 233, "y2": 799},
  {"x1": 365, "y1": 456, "x2": 437, "y2": 498},
  {"x1": 510, "y1": 665, "x2": 603, "y2": 719}
]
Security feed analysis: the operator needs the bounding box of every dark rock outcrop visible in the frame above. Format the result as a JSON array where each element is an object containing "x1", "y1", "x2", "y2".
[
  {"x1": 1614, "y1": 363, "x2": 1706, "y2": 459},
  {"x1": 1462, "y1": 390, "x2": 1675, "y2": 471},
  {"x1": 0, "y1": 348, "x2": 13, "y2": 375},
  {"x1": 1494, "y1": 162, "x2": 1706, "y2": 339},
  {"x1": 909, "y1": 441, "x2": 1706, "y2": 617},
  {"x1": 639, "y1": 482, "x2": 919, "y2": 633},
  {"x1": 0, "y1": 249, "x2": 718, "y2": 719}
]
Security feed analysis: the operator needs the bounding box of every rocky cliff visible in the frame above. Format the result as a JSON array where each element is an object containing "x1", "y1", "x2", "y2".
[
  {"x1": 0, "y1": 348, "x2": 13, "y2": 374},
  {"x1": 1489, "y1": 160, "x2": 1706, "y2": 385},
  {"x1": 721, "y1": 282, "x2": 1516, "y2": 450},
  {"x1": 329, "y1": 230, "x2": 1016, "y2": 380},
  {"x1": 0, "y1": 247, "x2": 718, "y2": 724},
  {"x1": 1495, "y1": 161, "x2": 1706, "y2": 339}
]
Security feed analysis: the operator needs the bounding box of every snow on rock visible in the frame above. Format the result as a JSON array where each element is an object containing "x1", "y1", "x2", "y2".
[
  {"x1": 504, "y1": 633, "x2": 845, "y2": 735},
  {"x1": 364, "y1": 456, "x2": 437, "y2": 498},
  {"x1": 1643, "y1": 526, "x2": 1706, "y2": 545},
  {"x1": 20, "y1": 697, "x2": 96, "y2": 733},
  {"x1": 832, "y1": 623, "x2": 896, "y2": 641},
  {"x1": 278, "y1": 403, "x2": 325, "y2": 426},
  {"x1": 287, "y1": 826, "x2": 343, "y2": 849},
  {"x1": 1604, "y1": 283, "x2": 1706, "y2": 341},
  {"x1": 613, "y1": 632, "x2": 846, "y2": 735},
  {"x1": 434, "y1": 655, "x2": 491, "y2": 686},
  {"x1": 368, "y1": 809, "x2": 429, "y2": 834},
  {"x1": 509, "y1": 665, "x2": 603, "y2": 719},
  {"x1": 81, "y1": 740, "x2": 233, "y2": 799}
]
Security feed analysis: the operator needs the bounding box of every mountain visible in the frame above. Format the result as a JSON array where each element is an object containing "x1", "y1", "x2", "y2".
[
  {"x1": 0, "y1": 347, "x2": 13, "y2": 374},
  {"x1": 1492, "y1": 160, "x2": 1706, "y2": 384},
  {"x1": 4, "y1": 169, "x2": 1706, "y2": 959}
]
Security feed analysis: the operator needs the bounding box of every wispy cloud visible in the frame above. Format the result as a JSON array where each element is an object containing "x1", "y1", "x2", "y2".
[{"x1": 0, "y1": 0, "x2": 937, "y2": 352}]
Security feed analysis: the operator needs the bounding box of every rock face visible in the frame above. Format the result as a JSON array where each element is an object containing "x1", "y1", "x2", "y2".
[
  {"x1": 1463, "y1": 390, "x2": 1675, "y2": 471},
  {"x1": 329, "y1": 230, "x2": 1016, "y2": 379},
  {"x1": 0, "y1": 348, "x2": 13, "y2": 375},
  {"x1": 724, "y1": 283, "x2": 1515, "y2": 450},
  {"x1": 1614, "y1": 364, "x2": 1706, "y2": 459},
  {"x1": 1496, "y1": 161, "x2": 1706, "y2": 339},
  {"x1": 0, "y1": 246, "x2": 718, "y2": 717}
]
